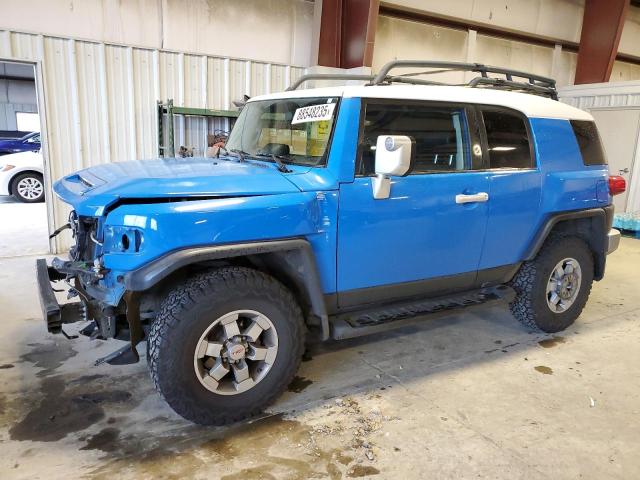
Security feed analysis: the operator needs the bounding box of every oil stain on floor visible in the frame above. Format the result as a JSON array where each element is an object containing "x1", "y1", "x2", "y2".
[
  {"x1": 80, "y1": 427, "x2": 121, "y2": 452},
  {"x1": 538, "y1": 336, "x2": 566, "y2": 348},
  {"x1": 534, "y1": 366, "x2": 553, "y2": 375},
  {"x1": 20, "y1": 341, "x2": 78, "y2": 377},
  {"x1": 287, "y1": 376, "x2": 313, "y2": 393},
  {"x1": 8, "y1": 375, "x2": 134, "y2": 442},
  {"x1": 348, "y1": 465, "x2": 381, "y2": 477},
  {"x1": 85, "y1": 397, "x2": 388, "y2": 479}
]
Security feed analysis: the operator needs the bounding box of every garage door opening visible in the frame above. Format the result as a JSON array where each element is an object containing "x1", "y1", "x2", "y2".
[{"x1": 0, "y1": 60, "x2": 49, "y2": 257}]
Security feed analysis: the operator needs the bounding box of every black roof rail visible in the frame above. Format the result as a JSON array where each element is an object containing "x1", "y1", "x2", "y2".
[
  {"x1": 286, "y1": 60, "x2": 558, "y2": 100},
  {"x1": 371, "y1": 60, "x2": 558, "y2": 99},
  {"x1": 286, "y1": 73, "x2": 374, "y2": 91}
]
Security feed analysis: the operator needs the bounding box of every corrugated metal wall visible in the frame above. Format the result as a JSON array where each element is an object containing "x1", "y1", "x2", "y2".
[
  {"x1": 0, "y1": 29, "x2": 305, "y2": 252},
  {"x1": 560, "y1": 81, "x2": 640, "y2": 214}
]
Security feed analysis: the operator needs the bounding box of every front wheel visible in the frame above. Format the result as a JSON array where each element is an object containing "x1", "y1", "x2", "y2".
[
  {"x1": 147, "y1": 267, "x2": 305, "y2": 425},
  {"x1": 509, "y1": 236, "x2": 594, "y2": 333}
]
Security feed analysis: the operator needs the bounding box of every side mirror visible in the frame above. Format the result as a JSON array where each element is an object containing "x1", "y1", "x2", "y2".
[{"x1": 372, "y1": 135, "x2": 415, "y2": 199}]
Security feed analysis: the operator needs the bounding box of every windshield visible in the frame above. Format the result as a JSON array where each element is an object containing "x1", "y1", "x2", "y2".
[
  {"x1": 21, "y1": 132, "x2": 39, "y2": 142},
  {"x1": 225, "y1": 97, "x2": 339, "y2": 167}
]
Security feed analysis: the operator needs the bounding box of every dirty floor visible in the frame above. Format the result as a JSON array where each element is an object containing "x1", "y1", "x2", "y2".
[{"x1": 0, "y1": 239, "x2": 639, "y2": 479}]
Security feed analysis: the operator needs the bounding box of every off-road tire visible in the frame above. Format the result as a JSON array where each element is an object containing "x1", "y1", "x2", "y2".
[
  {"x1": 147, "y1": 266, "x2": 305, "y2": 425},
  {"x1": 509, "y1": 235, "x2": 594, "y2": 333},
  {"x1": 12, "y1": 172, "x2": 44, "y2": 203}
]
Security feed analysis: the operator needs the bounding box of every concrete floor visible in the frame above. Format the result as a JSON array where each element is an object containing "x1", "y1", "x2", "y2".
[
  {"x1": 0, "y1": 196, "x2": 49, "y2": 257},
  {"x1": 0, "y1": 239, "x2": 639, "y2": 479}
]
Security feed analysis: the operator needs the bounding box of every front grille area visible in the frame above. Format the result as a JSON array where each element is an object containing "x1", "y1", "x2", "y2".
[{"x1": 69, "y1": 211, "x2": 99, "y2": 261}]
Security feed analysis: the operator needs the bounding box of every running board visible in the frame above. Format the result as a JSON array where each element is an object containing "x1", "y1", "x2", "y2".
[{"x1": 330, "y1": 285, "x2": 515, "y2": 340}]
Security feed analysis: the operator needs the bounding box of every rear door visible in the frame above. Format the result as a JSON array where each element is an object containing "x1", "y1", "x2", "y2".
[
  {"x1": 477, "y1": 107, "x2": 542, "y2": 275},
  {"x1": 336, "y1": 100, "x2": 491, "y2": 308}
]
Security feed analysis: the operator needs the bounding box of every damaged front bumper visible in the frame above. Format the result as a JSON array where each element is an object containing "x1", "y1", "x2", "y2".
[
  {"x1": 36, "y1": 258, "x2": 86, "y2": 334},
  {"x1": 36, "y1": 258, "x2": 143, "y2": 365}
]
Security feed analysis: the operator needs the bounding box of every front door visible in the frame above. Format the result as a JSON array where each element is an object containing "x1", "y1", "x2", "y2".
[{"x1": 336, "y1": 100, "x2": 490, "y2": 308}]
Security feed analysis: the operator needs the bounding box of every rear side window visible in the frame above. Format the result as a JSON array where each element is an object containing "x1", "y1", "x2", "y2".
[
  {"x1": 482, "y1": 110, "x2": 533, "y2": 169},
  {"x1": 570, "y1": 120, "x2": 607, "y2": 165},
  {"x1": 359, "y1": 103, "x2": 470, "y2": 175}
]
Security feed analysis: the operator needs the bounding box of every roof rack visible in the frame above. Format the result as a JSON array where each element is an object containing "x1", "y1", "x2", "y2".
[
  {"x1": 286, "y1": 60, "x2": 558, "y2": 100},
  {"x1": 372, "y1": 60, "x2": 558, "y2": 99},
  {"x1": 286, "y1": 74, "x2": 375, "y2": 91}
]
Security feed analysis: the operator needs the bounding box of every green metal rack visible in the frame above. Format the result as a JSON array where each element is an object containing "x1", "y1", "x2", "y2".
[{"x1": 157, "y1": 99, "x2": 240, "y2": 157}]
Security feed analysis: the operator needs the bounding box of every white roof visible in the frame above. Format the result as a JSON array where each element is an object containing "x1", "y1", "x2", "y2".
[{"x1": 249, "y1": 84, "x2": 593, "y2": 121}]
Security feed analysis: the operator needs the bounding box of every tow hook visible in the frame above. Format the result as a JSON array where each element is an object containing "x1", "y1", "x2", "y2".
[{"x1": 93, "y1": 258, "x2": 103, "y2": 277}]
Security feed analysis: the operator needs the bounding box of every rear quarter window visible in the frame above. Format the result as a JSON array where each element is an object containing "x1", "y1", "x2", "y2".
[
  {"x1": 482, "y1": 109, "x2": 533, "y2": 169},
  {"x1": 570, "y1": 120, "x2": 607, "y2": 165}
]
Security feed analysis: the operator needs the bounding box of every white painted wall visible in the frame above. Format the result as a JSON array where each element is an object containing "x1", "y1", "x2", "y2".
[
  {"x1": 383, "y1": 0, "x2": 640, "y2": 58},
  {"x1": 373, "y1": 15, "x2": 640, "y2": 87},
  {"x1": 0, "y1": 0, "x2": 318, "y2": 66}
]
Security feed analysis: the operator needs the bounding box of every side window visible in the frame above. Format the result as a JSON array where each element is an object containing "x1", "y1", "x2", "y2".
[
  {"x1": 359, "y1": 103, "x2": 470, "y2": 175},
  {"x1": 482, "y1": 110, "x2": 533, "y2": 169},
  {"x1": 570, "y1": 120, "x2": 607, "y2": 165}
]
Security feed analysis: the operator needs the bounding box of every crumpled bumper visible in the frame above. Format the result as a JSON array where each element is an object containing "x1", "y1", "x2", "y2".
[{"x1": 36, "y1": 258, "x2": 84, "y2": 334}]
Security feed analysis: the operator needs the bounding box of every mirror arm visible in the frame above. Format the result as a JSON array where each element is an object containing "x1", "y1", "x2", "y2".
[{"x1": 372, "y1": 174, "x2": 391, "y2": 200}]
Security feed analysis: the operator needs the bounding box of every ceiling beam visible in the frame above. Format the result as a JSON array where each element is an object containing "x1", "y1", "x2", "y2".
[
  {"x1": 317, "y1": 0, "x2": 380, "y2": 68},
  {"x1": 575, "y1": 0, "x2": 630, "y2": 84}
]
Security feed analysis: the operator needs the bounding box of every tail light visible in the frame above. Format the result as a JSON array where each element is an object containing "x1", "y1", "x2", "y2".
[{"x1": 608, "y1": 175, "x2": 626, "y2": 196}]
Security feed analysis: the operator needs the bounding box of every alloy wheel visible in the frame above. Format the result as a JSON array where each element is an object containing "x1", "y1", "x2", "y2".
[
  {"x1": 16, "y1": 176, "x2": 43, "y2": 200},
  {"x1": 193, "y1": 310, "x2": 278, "y2": 395},
  {"x1": 546, "y1": 258, "x2": 582, "y2": 313}
]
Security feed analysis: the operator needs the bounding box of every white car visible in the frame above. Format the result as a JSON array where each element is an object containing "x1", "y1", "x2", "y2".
[{"x1": 0, "y1": 151, "x2": 45, "y2": 202}]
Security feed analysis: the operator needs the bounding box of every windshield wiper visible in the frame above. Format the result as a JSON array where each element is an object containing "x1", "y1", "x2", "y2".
[
  {"x1": 254, "y1": 153, "x2": 293, "y2": 173},
  {"x1": 229, "y1": 148, "x2": 250, "y2": 162},
  {"x1": 216, "y1": 146, "x2": 248, "y2": 163}
]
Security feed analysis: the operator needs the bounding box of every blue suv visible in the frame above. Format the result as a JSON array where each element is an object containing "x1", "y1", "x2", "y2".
[{"x1": 37, "y1": 61, "x2": 624, "y2": 425}]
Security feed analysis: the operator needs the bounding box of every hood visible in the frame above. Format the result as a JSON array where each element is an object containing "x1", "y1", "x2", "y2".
[{"x1": 54, "y1": 157, "x2": 303, "y2": 216}]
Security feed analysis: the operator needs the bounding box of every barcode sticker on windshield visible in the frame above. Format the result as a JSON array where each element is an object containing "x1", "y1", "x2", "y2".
[{"x1": 291, "y1": 103, "x2": 336, "y2": 124}]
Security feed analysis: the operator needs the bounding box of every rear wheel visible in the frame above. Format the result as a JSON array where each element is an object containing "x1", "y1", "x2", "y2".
[
  {"x1": 147, "y1": 266, "x2": 305, "y2": 425},
  {"x1": 509, "y1": 236, "x2": 594, "y2": 333},
  {"x1": 12, "y1": 172, "x2": 44, "y2": 203}
]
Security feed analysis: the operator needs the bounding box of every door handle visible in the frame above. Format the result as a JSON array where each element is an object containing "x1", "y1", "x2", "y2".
[
  {"x1": 455, "y1": 192, "x2": 489, "y2": 204},
  {"x1": 619, "y1": 168, "x2": 630, "y2": 175}
]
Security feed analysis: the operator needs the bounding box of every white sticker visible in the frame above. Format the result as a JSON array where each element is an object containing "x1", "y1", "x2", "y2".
[{"x1": 291, "y1": 103, "x2": 336, "y2": 125}]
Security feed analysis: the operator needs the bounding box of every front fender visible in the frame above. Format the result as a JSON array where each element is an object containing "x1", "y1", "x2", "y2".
[
  {"x1": 123, "y1": 238, "x2": 330, "y2": 339},
  {"x1": 102, "y1": 192, "x2": 328, "y2": 272}
]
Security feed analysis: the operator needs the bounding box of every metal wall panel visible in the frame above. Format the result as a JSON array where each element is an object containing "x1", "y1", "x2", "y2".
[
  {"x1": 0, "y1": 29, "x2": 305, "y2": 252},
  {"x1": 0, "y1": 102, "x2": 38, "y2": 130},
  {"x1": 559, "y1": 81, "x2": 640, "y2": 214}
]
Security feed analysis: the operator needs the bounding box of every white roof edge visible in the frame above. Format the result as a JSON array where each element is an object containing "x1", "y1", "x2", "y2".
[{"x1": 249, "y1": 85, "x2": 593, "y2": 121}]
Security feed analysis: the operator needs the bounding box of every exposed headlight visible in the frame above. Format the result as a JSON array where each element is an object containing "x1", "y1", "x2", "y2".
[
  {"x1": 1, "y1": 164, "x2": 15, "y2": 172},
  {"x1": 103, "y1": 226, "x2": 144, "y2": 253}
]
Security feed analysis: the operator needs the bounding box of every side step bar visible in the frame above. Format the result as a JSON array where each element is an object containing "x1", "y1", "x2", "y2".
[{"x1": 330, "y1": 285, "x2": 515, "y2": 340}]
